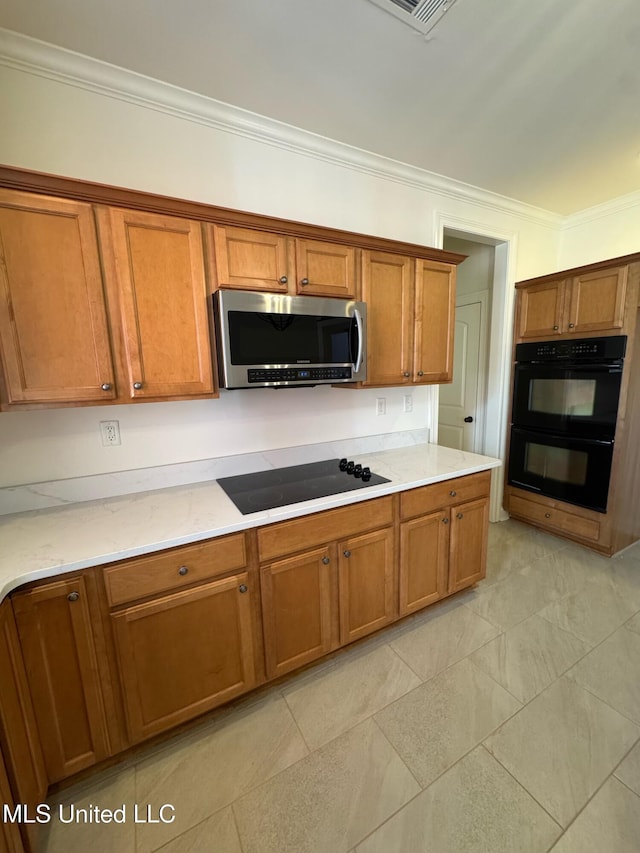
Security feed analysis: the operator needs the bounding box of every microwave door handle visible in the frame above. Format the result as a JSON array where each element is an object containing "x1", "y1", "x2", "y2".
[{"x1": 353, "y1": 308, "x2": 364, "y2": 374}]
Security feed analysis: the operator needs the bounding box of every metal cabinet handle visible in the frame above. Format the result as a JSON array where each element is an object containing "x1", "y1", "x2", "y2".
[
  {"x1": 239, "y1": 584, "x2": 248, "y2": 593},
  {"x1": 568, "y1": 323, "x2": 575, "y2": 328},
  {"x1": 322, "y1": 556, "x2": 330, "y2": 565},
  {"x1": 417, "y1": 370, "x2": 424, "y2": 377},
  {"x1": 343, "y1": 550, "x2": 351, "y2": 558},
  {"x1": 178, "y1": 566, "x2": 189, "y2": 576},
  {"x1": 133, "y1": 382, "x2": 143, "y2": 390},
  {"x1": 300, "y1": 278, "x2": 309, "y2": 286},
  {"x1": 67, "y1": 591, "x2": 80, "y2": 602},
  {"x1": 553, "y1": 325, "x2": 559, "y2": 331},
  {"x1": 279, "y1": 275, "x2": 288, "y2": 284},
  {"x1": 101, "y1": 383, "x2": 112, "y2": 391},
  {"x1": 442, "y1": 517, "x2": 449, "y2": 524},
  {"x1": 545, "y1": 512, "x2": 551, "y2": 519},
  {"x1": 403, "y1": 371, "x2": 410, "y2": 378},
  {"x1": 456, "y1": 512, "x2": 464, "y2": 519},
  {"x1": 449, "y1": 490, "x2": 457, "y2": 497}
]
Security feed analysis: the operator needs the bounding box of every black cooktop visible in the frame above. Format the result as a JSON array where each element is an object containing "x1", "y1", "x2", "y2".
[{"x1": 217, "y1": 458, "x2": 390, "y2": 515}]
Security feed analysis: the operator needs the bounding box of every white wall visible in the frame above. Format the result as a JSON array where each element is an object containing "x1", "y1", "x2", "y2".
[
  {"x1": 0, "y1": 44, "x2": 563, "y2": 488},
  {"x1": 560, "y1": 193, "x2": 640, "y2": 269}
]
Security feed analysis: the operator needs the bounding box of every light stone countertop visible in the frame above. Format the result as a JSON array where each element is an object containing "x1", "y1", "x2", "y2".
[{"x1": 0, "y1": 443, "x2": 501, "y2": 601}]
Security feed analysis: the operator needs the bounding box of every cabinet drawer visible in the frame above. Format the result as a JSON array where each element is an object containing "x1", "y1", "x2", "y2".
[
  {"x1": 104, "y1": 533, "x2": 247, "y2": 606},
  {"x1": 509, "y1": 495, "x2": 600, "y2": 542},
  {"x1": 400, "y1": 471, "x2": 491, "y2": 521},
  {"x1": 258, "y1": 496, "x2": 394, "y2": 562}
]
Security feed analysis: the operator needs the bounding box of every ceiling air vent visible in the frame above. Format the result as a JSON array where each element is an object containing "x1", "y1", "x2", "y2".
[{"x1": 366, "y1": 0, "x2": 460, "y2": 35}]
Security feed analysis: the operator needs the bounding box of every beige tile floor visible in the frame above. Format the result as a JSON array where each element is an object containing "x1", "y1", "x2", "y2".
[{"x1": 37, "y1": 519, "x2": 640, "y2": 853}]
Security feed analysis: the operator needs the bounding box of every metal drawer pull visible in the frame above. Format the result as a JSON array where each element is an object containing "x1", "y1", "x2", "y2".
[
  {"x1": 178, "y1": 566, "x2": 189, "y2": 576},
  {"x1": 456, "y1": 513, "x2": 463, "y2": 519},
  {"x1": 101, "y1": 383, "x2": 112, "y2": 391},
  {"x1": 449, "y1": 490, "x2": 457, "y2": 497},
  {"x1": 568, "y1": 323, "x2": 575, "y2": 328},
  {"x1": 133, "y1": 382, "x2": 143, "y2": 390},
  {"x1": 239, "y1": 584, "x2": 248, "y2": 593},
  {"x1": 322, "y1": 556, "x2": 330, "y2": 565},
  {"x1": 279, "y1": 275, "x2": 288, "y2": 284},
  {"x1": 67, "y1": 591, "x2": 80, "y2": 602},
  {"x1": 442, "y1": 517, "x2": 449, "y2": 524},
  {"x1": 417, "y1": 370, "x2": 424, "y2": 377},
  {"x1": 553, "y1": 325, "x2": 559, "y2": 330},
  {"x1": 403, "y1": 371, "x2": 410, "y2": 377},
  {"x1": 343, "y1": 550, "x2": 351, "y2": 558},
  {"x1": 545, "y1": 513, "x2": 551, "y2": 518},
  {"x1": 300, "y1": 278, "x2": 309, "y2": 286}
]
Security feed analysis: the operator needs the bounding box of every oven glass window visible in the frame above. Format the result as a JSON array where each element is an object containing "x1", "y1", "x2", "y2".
[
  {"x1": 524, "y1": 442, "x2": 589, "y2": 486},
  {"x1": 529, "y1": 378, "x2": 596, "y2": 417}
]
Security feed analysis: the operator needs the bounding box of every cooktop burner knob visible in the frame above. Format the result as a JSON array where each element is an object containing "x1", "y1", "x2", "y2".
[
  {"x1": 339, "y1": 458, "x2": 348, "y2": 471},
  {"x1": 353, "y1": 464, "x2": 363, "y2": 478},
  {"x1": 361, "y1": 467, "x2": 371, "y2": 482},
  {"x1": 346, "y1": 461, "x2": 355, "y2": 474}
]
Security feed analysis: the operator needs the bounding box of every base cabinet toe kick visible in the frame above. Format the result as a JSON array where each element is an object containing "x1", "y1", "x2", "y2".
[{"x1": 0, "y1": 469, "x2": 491, "y2": 852}]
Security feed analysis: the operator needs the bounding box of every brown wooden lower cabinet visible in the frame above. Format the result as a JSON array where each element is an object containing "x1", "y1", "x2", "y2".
[
  {"x1": 399, "y1": 510, "x2": 449, "y2": 615},
  {"x1": 11, "y1": 575, "x2": 111, "y2": 783},
  {"x1": 448, "y1": 497, "x2": 490, "y2": 593},
  {"x1": 261, "y1": 547, "x2": 335, "y2": 680},
  {"x1": 110, "y1": 572, "x2": 257, "y2": 743},
  {"x1": 338, "y1": 527, "x2": 396, "y2": 644}
]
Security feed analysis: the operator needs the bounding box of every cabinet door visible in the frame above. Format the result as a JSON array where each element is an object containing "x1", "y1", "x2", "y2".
[
  {"x1": 338, "y1": 528, "x2": 395, "y2": 644},
  {"x1": 0, "y1": 601, "x2": 47, "y2": 835},
  {"x1": 0, "y1": 747, "x2": 23, "y2": 853},
  {"x1": 448, "y1": 497, "x2": 489, "y2": 593},
  {"x1": 261, "y1": 547, "x2": 334, "y2": 679},
  {"x1": 361, "y1": 251, "x2": 413, "y2": 386},
  {"x1": 516, "y1": 280, "x2": 565, "y2": 339},
  {"x1": 12, "y1": 576, "x2": 110, "y2": 783},
  {"x1": 210, "y1": 224, "x2": 290, "y2": 292},
  {"x1": 96, "y1": 207, "x2": 214, "y2": 400},
  {"x1": 295, "y1": 239, "x2": 356, "y2": 298},
  {"x1": 414, "y1": 259, "x2": 456, "y2": 383},
  {"x1": 399, "y1": 512, "x2": 448, "y2": 616},
  {"x1": 567, "y1": 266, "x2": 627, "y2": 334},
  {"x1": 0, "y1": 189, "x2": 116, "y2": 404},
  {"x1": 111, "y1": 574, "x2": 256, "y2": 743}
]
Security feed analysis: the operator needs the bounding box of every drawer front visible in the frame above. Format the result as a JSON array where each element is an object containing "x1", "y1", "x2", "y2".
[
  {"x1": 400, "y1": 471, "x2": 491, "y2": 521},
  {"x1": 258, "y1": 496, "x2": 394, "y2": 562},
  {"x1": 104, "y1": 533, "x2": 247, "y2": 606},
  {"x1": 509, "y1": 495, "x2": 600, "y2": 542}
]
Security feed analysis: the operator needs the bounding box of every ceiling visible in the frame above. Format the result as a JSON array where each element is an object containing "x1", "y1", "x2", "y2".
[{"x1": 1, "y1": 0, "x2": 640, "y2": 215}]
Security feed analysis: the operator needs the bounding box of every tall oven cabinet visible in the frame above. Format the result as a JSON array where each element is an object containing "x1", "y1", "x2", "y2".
[{"x1": 505, "y1": 253, "x2": 640, "y2": 556}]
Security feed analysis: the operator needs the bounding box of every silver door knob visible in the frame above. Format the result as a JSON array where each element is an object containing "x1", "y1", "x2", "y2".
[
  {"x1": 403, "y1": 371, "x2": 410, "y2": 377},
  {"x1": 545, "y1": 513, "x2": 551, "y2": 518},
  {"x1": 238, "y1": 584, "x2": 248, "y2": 593},
  {"x1": 568, "y1": 323, "x2": 575, "y2": 328},
  {"x1": 553, "y1": 325, "x2": 559, "y2": 330},
  {"x1": 178, "y1": 566, "x2": 189, "y2": 576},
  {"x1": 279, "y1": 275, "x2": 288, "y2": 284},
  {"x1": 442, "y1": 517, "x2": 449, "y2": 524},
  {"x1": 133, "y1": 382, "x2": 143, "y2": 390},
  {"x1": 67, "y1": 591, "x2": 80, "y2": 602},
  {"x1": 101, "y1": 383, "x2": 112, "y2": 391},
  {"x1": 417, "y1": 370, "x2": 424, "y2": 377},
  {"x1": 343, "y1": 550, "x2": 351, "y2": 558},
  {"x1": 300, "y1": 278, "x2": 309, "y2": 286},
  {"x1": 456, "y1": 512, "x2": 464, "y2": 519},
  {"x1": 322, "y1": 556, "x2": 330, "y2": 565},
  {"x1": 449, "y1": 490, "x2": 457, "y2": 497}
]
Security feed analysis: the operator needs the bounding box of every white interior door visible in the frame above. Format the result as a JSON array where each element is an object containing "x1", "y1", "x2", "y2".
[{"x1": 438, "y1": 300, "x2": 484, "y2": 452}]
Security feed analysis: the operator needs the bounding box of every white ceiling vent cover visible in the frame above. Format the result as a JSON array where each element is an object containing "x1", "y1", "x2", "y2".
[{"x1": 366, "y1": 0, "x2": 460, "y2": 35}]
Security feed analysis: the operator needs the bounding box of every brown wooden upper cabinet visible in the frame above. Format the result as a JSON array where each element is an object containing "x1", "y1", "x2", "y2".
[
  {"x1": 516, "y1": 266, "x2": 628, "y2": 340},
  {"x1": 208, "y1": 224, "x2": 357, "y2": 298},
  {"x1": 96, "y1": 207, "x2": 215, "y2": 400},
  {"x1": 0, "y1": 189, "x2": 117, "y2": 405},
  {"x1": 360, "y1": 251, "x2": 456, "y2": 386}
]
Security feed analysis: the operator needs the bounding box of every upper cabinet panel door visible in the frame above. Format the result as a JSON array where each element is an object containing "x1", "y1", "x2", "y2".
[
  {"x1": 516, "y1": 280, "x2": 565, "y2": 339},
  {"x1": 414, "y1": 259, "x2": 456, "y2": 383},
  {"x1": 0, "y1": 190, "x2": 116, "y2": 404},
  {"x1": 295, "y1": 239, "x2": 356, "y2": 298},
  {"x1": 210, "y1": 225, "x2": 291, "y2": 292},
  {"x1": 361, "y1": 250, "x2": 414, "y2": 386},
  {"x1": 97, "y1": 208, "x2": 214, "y2": 400},
  {"x1": 568, "y1": 266, "x2": 627, "y2": 334}
]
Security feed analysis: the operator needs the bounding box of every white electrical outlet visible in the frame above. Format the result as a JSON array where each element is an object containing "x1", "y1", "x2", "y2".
[
  {"x1": 376, "y1": 397, "x2": 386, "y2": 416},
  {"x1": 100, "y1": 420, "x2": 121, "y2": 447},
  {"x1": 404, "y1": 394, "x2": 413, "y2": 413}
]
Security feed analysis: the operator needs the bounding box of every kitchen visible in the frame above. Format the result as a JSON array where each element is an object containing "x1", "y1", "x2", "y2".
[{"x1": 2, "y1": 1, "x2": 640, "y2": 851}]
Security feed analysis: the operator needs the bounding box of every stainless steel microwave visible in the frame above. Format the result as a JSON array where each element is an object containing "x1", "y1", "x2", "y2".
[{"x1": 213, "y1": 289, "x2": 367, "y2": 389}]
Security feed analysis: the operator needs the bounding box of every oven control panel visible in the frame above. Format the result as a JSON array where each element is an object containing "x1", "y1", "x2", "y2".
[{"x1": 516, "y1": 335, "x2": 627, "y2": 363}]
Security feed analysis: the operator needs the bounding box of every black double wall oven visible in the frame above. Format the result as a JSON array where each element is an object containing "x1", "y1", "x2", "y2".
[{"x1": 508, "y1": 336, "x2": 627, "y2": 513}]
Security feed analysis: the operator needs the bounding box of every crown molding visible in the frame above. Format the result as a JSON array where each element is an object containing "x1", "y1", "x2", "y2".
[
  {"x1": 562, "y1": 188, "x2": 640, "y2": 230},
  {"x1": 0, "y1": 27, "x2": 564, "y2": 228}
]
